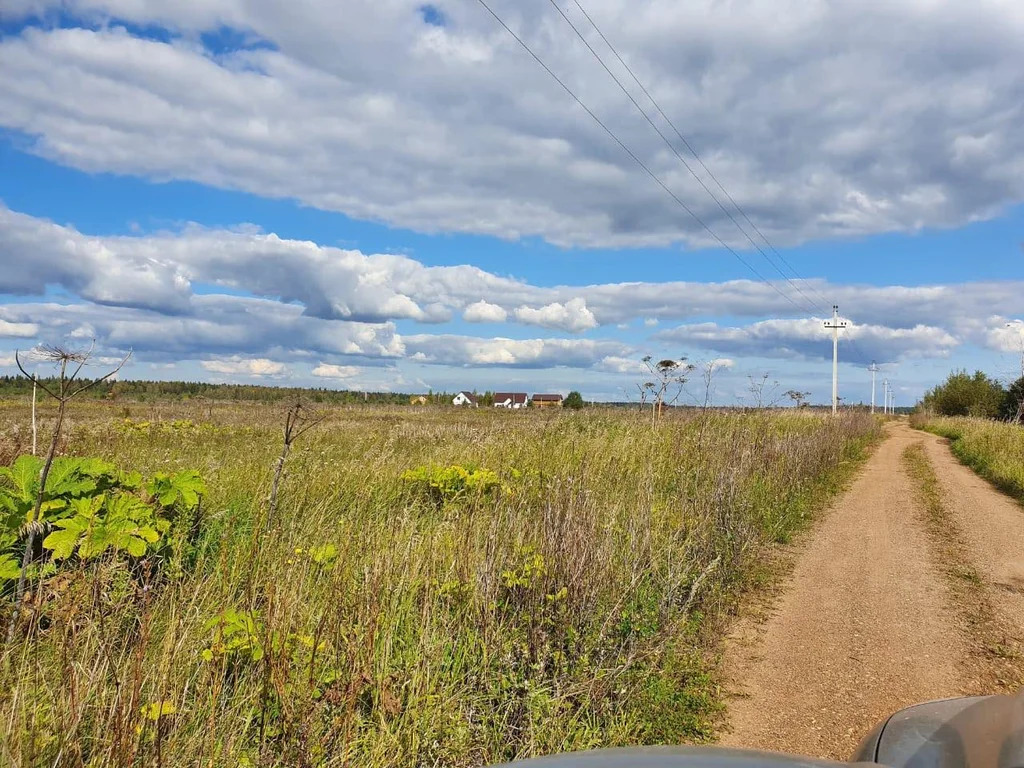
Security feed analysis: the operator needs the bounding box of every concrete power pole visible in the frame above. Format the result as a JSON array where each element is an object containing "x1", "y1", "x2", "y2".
[
  {"x1": 824, "y1": 305, "x2": 848, "y2": 415},
  {"x1": 869, "y1": 361, "x2": 879, "y2": 415},
  {"x1": 882, "y1": 379, "x2": 889, "y2": 415}
]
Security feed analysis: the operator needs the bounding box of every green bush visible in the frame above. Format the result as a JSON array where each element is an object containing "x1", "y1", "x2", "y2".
[
  {"x1": 921, "y1": 369, "x2": 1005, "y2": 418},
  {"x1": 564, "y1": 391, "x2": 585, "y2": 410}
]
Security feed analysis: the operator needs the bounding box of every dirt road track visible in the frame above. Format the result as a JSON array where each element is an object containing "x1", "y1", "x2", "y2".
[
  {"x1": 919, "y1": 432, "x2": 1024, "y2": 658},
  {"x1": 720, "y1": 421, "x2": 1024, "y2": 760}
]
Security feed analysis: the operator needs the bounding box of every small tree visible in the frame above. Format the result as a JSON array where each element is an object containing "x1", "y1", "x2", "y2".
[
  {"x1": 922, "y1": 370, "x2": 1005, "y2": 418},
  {"x1": 1001, "y1": 376, "x2": 1024, "y2": 423},
  {"x1": 564, "y1": 391, "x2": 584, "y2": 410},
  {"x1": 785, "y1": 390, "x2": 811, "y2": 408}
]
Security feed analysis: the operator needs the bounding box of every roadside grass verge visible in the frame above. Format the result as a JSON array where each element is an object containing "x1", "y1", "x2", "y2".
[
  {"x1": 1, "y1": 403, "x2": 879, "y2": 767},
  {"x1": 902, "y1": 443, "x2": 1023, "y2": 691},
  {"x1": 911, "y1": 414, "x2": 1024, "y2": 503}
]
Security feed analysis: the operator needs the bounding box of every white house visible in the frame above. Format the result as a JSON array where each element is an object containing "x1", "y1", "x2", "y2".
[
  {"x1": 452, "y1": 391, "x2": 479, "y2": 407},
  {"x1": 494, "y1": 392, "x2": 528, "y2": 409}
]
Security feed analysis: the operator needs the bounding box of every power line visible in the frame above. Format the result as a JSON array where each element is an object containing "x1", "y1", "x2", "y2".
[
  {"x1": 473, "y1": 0, "x2": 805, "y2": 311},
  {"x1": 477, "y1": 0, "x2": 877, "y2": 400},
  {"x1": 545, "y1": 0, "x2": 824, "y2": 316},
  {"x1": 566, "y1": 0, "x2": 835, "y2": 315}
]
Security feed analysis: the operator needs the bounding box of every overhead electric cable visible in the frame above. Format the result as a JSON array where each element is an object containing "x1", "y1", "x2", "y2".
[
  {"x1": 567, "y1": 0, "x2": 836, "y2": 315},
  {"x1": 545, "y1": 0, "x2": 822, "y2": 316},
  {"x1": 569, "y1": 0, "x2": 881, "y2": 366},
  {"x1": 473, "y1": 0, "x2": 806, "y2": 311}
]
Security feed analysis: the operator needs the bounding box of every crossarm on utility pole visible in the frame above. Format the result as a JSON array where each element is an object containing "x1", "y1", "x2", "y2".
[{"x1": 824, "y1": 305, "x2": 848, "y2": 415}]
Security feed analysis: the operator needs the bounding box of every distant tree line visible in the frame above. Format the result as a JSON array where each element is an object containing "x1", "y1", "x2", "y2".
[
  {"x1": 0, "y1": 376, "x2": 413, "y2": 405},
  {"x1": 0, "y1": 376, "x2": 591, "y2": 409},
  {"x1": 920, "y1": 370, "x2": 1024, "y2": 422}
]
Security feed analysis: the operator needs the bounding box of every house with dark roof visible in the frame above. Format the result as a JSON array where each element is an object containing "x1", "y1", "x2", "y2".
[
  {"x1": 452, "y1": 391, "x2": 479, "y2": 407},
  {"x1": 493, "y1": 392, "x2": 528, "y2": 409}
]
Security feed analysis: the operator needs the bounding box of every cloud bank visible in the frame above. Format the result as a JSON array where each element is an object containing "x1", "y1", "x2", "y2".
[{"x1": 1, "y1": 0, "x2": 1023, "y2": 249}]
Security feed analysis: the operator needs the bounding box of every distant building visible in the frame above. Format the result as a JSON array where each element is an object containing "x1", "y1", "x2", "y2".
[
  {"x1": 532, "y1": 394, "x2": 563, "y2": 408},
  {"x1": 409, "y1": 395, "x2": 428, "y2": 406},
  {"x1": 494, "y1": 392, "x2": 528, "y2": 409},
  {"x1": 452, "y1": 391, "x2": 479, "y2": 407}
]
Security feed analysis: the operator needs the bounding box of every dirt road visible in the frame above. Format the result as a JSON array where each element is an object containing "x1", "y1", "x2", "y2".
[{"x1": 720, "y1": 421, "x2": 1024, "y2": 760}]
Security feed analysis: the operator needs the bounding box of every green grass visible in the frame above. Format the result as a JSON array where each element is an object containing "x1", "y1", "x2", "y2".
[
  {"x1": 0, "y1": 401, "x2": 879, "y2": 767},
  {"x1": 911, "y1": 414, "x2": 1024, "y2": 502}
]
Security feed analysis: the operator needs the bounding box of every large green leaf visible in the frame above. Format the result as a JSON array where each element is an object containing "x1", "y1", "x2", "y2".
[
  {"x1": 0, "y1": 495, "x2": 21, "y2": 536},
  {"x1": 123, "y1": 536, "x2": 147, "y2": 558},
  {"x1": 42, "y1": 514, "x2": 90, "y2": 560},
  {"x1": 75, "y1": 457, "x2": 116, "y2": 479},
  {"x1": 147, "y1": 470, "x2": 206, "y2": 510},
  {"x1": 42, "y1": 528, "x2": 80, "y2": 561},
  {"x1": 105, "y1": 493, "x2": 155, "y2": 523},
  {"x1": 44, "y1": 458, "x2": 98, "y2": 499},
  {"x1": 172, "y1": 470, "x2": 206, "y2": 508},
  {"x1": 0, "y1": 455, "x2": 43, "y2": 501},
  {"x1": 78, "y1": 528, "x2": 113, "y2": 559},
  {"x1": 0, "y1": 553, "x2": 21, "y2": 581},
  {"x1": 69, "y1": 494, "x2": 105, "y2": 520}
]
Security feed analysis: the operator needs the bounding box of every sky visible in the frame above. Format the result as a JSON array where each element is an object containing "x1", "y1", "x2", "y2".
[{"x1": 1, "y1": 0, "x2": 1022, "y2": 406}]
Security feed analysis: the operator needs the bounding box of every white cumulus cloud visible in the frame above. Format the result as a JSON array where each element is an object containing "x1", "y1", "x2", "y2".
[
  {"x1": 463, "y1": 300, "x2": 508, "y2": 324},
  {"x1": 311, "y1": 363, "x2": 361, "y2": 379},
  {"x1": 0, "y1": 319, "x2": 39, "y2": 338},
  {"x1": 200, "y1": 357, "x2": 287, "y2": 377},
  {"x1": 513, "y1": 298, "x2": 598, "y2": 333}
]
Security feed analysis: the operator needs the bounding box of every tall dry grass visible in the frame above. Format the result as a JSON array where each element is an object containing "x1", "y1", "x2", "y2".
[
  {"x1": 911, "y1": 413, "x2": 1024, "y2": 501},
  {"x1": 0, "y1": 402, "x2": 878, "y2": 767}
]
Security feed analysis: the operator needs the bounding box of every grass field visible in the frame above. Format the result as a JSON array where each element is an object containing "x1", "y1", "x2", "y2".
[
  {"x1": 0, "y1": 400, "x2": 878, "y2": 767},
  {"x1": 911, "y1": 414, "x2": 1024, "y2": 502}
]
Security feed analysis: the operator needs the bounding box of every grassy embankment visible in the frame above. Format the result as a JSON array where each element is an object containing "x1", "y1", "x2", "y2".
[
  {"x1": 911, "y1": 414, "x2": 1024, "y2": 502},
  {"x1": 0, "y1": 401, "x2": 878, "y2": 767}
]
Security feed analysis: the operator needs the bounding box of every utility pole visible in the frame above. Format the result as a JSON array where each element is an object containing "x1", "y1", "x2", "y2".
[
  {"x1": 824, "y1": 305, "x2": 847, "y2": 415},
  {"x1": 868, "y1": 361, "x2": 879, "y2": 415},
  {"x1": 882, "y1": 379, "x2": 889, "y2": 415}
]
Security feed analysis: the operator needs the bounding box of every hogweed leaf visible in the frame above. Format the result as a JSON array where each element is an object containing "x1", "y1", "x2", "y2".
[
  {"x1": 0, "y1": 455, "x2": 43, "y2": 501},
  {"x1": 0, "y1": 553, "x2": 21, "y2": 581},
  {"x1": 123, "y1": 536, "x2": 147, "y2": 558},
  {"x1": 42, "y1": 528, "x2": 80, "y2": 561}
]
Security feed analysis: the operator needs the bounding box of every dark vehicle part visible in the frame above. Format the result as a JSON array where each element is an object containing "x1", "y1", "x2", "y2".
[
  {"x1": 491, "y1": 691, "x2": 1024, "y2": 768},
  {"x1": 853, "y1": 693, "x2": 1024, "y2": 768}
]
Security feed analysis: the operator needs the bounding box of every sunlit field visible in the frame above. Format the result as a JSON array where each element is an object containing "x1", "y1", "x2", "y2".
[{"x1": 1, "y1": 399, "x2": 878, "y2": 767}]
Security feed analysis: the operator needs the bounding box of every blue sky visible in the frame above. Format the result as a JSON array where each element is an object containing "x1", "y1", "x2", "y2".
[{"x1": 1, "y1": 0, "x2": 1022, "y2": 404}]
